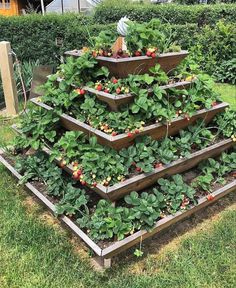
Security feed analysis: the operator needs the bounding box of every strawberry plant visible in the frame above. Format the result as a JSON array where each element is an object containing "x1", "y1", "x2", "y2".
[
  {"x1": 125, "y1": 19, "x2": 166, "y2": 56},
  {"x1": 192, "y1": 151, "x2": 236, "y2": 191},
  {"x1": 15, "y1": 152, "x2": 67, "y2": 197},
  {"x1": 55, "y1": 184, "x2": 89, "y2": 217},
  {"x1": 125, "y1": 191, "x2": 161, "y2": 229},
  {"x1": 214, "y1": 108, "x2": 236, "y2": 138},
  {"x1": 14, "y1": 108, "x2": 60, "y2": 150},
  {"x1": 77, "y1": 200, "x2": 134, "y2": 241}
]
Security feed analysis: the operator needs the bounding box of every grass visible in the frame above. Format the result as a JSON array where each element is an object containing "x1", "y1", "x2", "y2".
[
  {"x1": 215, "y1": 83, "x2": 236, "y2": 110},
  {"x1": 0, "y1": 83, "x2": 236, "y2": 287}
]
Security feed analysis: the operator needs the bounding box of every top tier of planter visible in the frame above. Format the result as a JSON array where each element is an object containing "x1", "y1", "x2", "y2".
[{"x1": 64, "y1": 50, "x2": 189, "y2": 78}]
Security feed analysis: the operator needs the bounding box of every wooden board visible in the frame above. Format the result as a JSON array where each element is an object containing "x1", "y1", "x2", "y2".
[
  {"x1": 64, "y1": 50, "x2": 189, "y2": 78},
  {"x1": 0, "y1": 149, "x2": 235, "y2": 265},
  {"x1": 84, "y1": 80, "x2": 193, "y2": 111},
  {"x1": 30, "y1": 99, "x2": 229, "y2": 151},
  {"x1": 42, "y1": 138, "x2": 235, "y2": 201}
]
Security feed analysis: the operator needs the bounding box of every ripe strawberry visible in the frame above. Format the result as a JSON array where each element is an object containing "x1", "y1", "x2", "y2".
[
  {"x1": 135, "y1": 129, "x2": 140, "y2": 134},
  {"x1": 207, "y1": 194, "x2": 215, "y2": 201},
  {"x1": 112, "y1": 78, "x2": 118, "y2": 84},
  {"x1": 111, "y1": 131, "x2": 117, "y2": 136},
  {"x1": 127, "y1": 132, "x2": 133, "y2": 138},
  {"x1": 73, "y1": 171, "x2": 80, "y2": 180},
  {"x1": 155, "y1": 163, "x2": 163, "y2": 169},
  {"x1": 92, "y1": 50, "x2": 97, "y2": 57},
  {"x1": 146, "y1": 51, "x2": 152, "y2": 57},
  {"x1": 116, "y1": 87, "x2": 121, "y2": 94},
  {"x1": 104, "y1": 88, "x2": 110, "y2": 93},
  {"x1": 92, "y1": 182, "x2": 97, "y2": 187},
  {"x1": 77, "y1": 169, "x2": 82, "y2": 176},
  {"x1": 117, "y1": 49, "x2": 123, "y2": 56},
  {"x1": 134, "y1": 51, "x2": 141, "y2": 57},
  {"x1": 96, "y1": 84, "x2": 102, "y2": 91},
  {"x1": 103, "y1": 51, "x2": 108, "y2": 57},
  {"x1": 80, "y1": 89, "x2": 85, "y2": 95},
  {"x1": 135, "y1": 167, "x2": 142, "y2": 172},
  {"x1": 151, "y1": 53, "x2": 156, "y2": 58},
  {"x1": 81, "y1": 180, "x2": 86, "y2": 186}
]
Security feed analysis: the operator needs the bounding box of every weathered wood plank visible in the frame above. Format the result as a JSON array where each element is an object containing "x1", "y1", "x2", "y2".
[{"x1": 0, "y1": 41, "x2": 18, "y2": 115}]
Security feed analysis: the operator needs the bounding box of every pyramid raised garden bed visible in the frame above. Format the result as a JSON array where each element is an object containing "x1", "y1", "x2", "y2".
[
  {"x1": 64, "y1": 50, "x2": 189, "y2": 78},
  {"x1": 3, "y1": 20, "x2": 236, "y2": 268}
]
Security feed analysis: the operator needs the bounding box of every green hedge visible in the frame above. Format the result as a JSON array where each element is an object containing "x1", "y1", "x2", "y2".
[
  {"x1": 0, "y1": 14, "x2": 199, "y2": 64},
  {"x1": 94, "y1": 3, "x2": 236, "y2": 25},
  {"x1": 0, "y1": 14, "x2": 115, "y2": 64}
]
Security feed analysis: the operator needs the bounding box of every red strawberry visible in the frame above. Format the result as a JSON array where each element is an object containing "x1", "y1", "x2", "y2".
[
  {"x1": 93, "y1": 182, "x2": 97, "y2": 187},
  {"x1": 92, "y1": 51, "x2": 97, "y2": 57},
  {"x1": 72, "y1": 171, "x2": 80, "y2": 180},
  {"x1": 81, "y1": 180, "x2": 86, "y2": 186},
  {"x1": 207, "y1": 194, "x2": 215, "y2": 201},
  {"x1": 146, "y1": 51, "x2": 152, "y2": 57},
  {"x1": 111, "y1": 131, "x2": 117, "y2": 136},
  {"x1": 151, "y1": 53, "x2": 156, "y2": 58},
  {"x1": 127, "y1": 132, "x2": 133, "y2": 138},
  {"x1": 116, "y1": 87, "x2": 121, "y2": 94},
  {"x1": 134, "y1": 51, "x2": 141, "y2": 57},
  {"x1": 117, "y1": 49, "x2": 123, "y2": 56},
  {"x1": 135, "y1": 167, "x2": 142, "y2": 172},
  {"x1": 135, "y1": 129, "x2": 140, "y2": 134},
  {"x1": 155, "y1": 163, "x2": 163, "y2": 169},
  {"x1": 80, "y1": 89, "x2": 85, "y2": 95},
  {"x1": 77, "y1": 169, "x2": 82, "y2": 176},
  {"x1": 104, "y1": 89, "x2": 109, "y2": 93},
  {"x1": 112, "y1": 78, "x2": 118, "y2": 84},
  {"x1": 96, "y1": 84, "x2": 102, "y2": 91}
]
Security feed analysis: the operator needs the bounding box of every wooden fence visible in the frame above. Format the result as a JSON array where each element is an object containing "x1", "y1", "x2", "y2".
[{"x1": 0, "y1": 41, "x2": 19, "y2": 116}]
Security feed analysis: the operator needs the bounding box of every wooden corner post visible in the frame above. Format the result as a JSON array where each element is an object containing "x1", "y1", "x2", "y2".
[{"x1": 0, "y1": 41, "x2": 18, "y2": 115}]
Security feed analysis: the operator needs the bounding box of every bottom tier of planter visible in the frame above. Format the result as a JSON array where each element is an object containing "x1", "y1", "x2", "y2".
[{"x1": 0, "y1": 149, "x2": 235, "y2": 268}]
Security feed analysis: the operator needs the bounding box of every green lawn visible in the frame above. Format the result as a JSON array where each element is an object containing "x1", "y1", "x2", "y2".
[
  {"x1": 0, "y1": 83, "x2": 236, "y2": 287},
  {"x1": 215, "y1": 83, "x2": 236, "y2": 110}
]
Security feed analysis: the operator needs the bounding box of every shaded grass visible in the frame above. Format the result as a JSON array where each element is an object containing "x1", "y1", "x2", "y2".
[{"x1": 0, "y1": 83, "x2": 236, "y2": 287}]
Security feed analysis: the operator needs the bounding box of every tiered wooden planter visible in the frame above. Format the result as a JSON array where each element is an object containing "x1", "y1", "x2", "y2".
[
  {"x1": 31, "y1": 98, "x2": 228, "y2": 150},
  {"x1": 1, "y1": 150, "x2": 236, "y2": 268},
  {"x1": 64, "y1": 50, "x2": 189, "y2": 78},
  {"x1": 2, "y1": 45, "x2": 236, "y2": 269}
]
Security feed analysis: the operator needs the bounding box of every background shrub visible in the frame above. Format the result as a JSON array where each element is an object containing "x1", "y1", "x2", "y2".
[
  {"x1": 190, "y1": 21, "x2": 236, "y2": 83},
  {"x1": 0, "y1": 14, "x2": 115, "y2": 64},
  {"x1": 93, "y1": 3, "x2": 236, "y2": 25}
]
